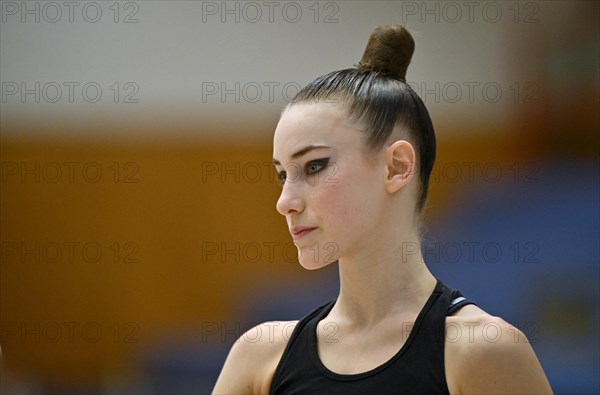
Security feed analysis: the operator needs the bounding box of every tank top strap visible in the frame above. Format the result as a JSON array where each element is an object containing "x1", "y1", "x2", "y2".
[{"x1": 438, "y1": 280, "x2": 477, "y2": 315}]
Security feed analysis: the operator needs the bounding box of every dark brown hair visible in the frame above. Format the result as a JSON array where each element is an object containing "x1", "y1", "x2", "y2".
[{"x1": 287, "y1": 25, "x2": 436, "y2": 217}]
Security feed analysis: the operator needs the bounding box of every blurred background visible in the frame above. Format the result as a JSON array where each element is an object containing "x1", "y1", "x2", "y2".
[{"x1": 1, "y1": 1, "x2": 598, "y2": 394}]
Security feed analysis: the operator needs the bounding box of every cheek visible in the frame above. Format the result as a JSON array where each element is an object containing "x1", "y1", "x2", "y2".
[
  {"x1": 312, "y1": 177, "x2": 351, "y2": 221},
  {"x1": 315, "y1": 166, "x2": 381, "y2": 238},
  {"x1": 297, "y1": 165, "x2": 382, "y2": 267}
]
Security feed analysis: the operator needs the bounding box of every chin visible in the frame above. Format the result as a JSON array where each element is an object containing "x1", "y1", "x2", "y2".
[{"x1": 296, "y1": 242, "x2": 339, "y2": 270}]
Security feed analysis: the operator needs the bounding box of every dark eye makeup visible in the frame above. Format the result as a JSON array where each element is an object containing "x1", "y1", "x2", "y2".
[
  {"x1": 277, "y1": 170, "x2": 287, "y2": 185},
  {"x1": 306, "y1": 158, "x2": 330, "y2": 175},
  {"x1": 277, "y1": 157, "x2": 330, "y2": 186}
]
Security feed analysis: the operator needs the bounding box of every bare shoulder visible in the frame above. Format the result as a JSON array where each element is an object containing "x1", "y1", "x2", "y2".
[
  {"x1": 212, "y1": 320, "x2": 299, "y2": 395},
  {"x1": 445, "y1": 304, "x2": 553, "y2": 394}
]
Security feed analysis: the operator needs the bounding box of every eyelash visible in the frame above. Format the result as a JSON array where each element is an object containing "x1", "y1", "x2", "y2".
[{"x1": 277, "y1": 158, "x2": 330, "y2": 185}]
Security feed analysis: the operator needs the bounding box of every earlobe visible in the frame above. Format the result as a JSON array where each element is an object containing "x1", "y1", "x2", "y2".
[{"x1": 386, "y1": 140, "x2": 416, "y2": 193}]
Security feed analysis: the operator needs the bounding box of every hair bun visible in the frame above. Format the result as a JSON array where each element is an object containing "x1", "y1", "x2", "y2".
[{"x1": 356, "y1": 25, "x2": 415, "y2": 80}]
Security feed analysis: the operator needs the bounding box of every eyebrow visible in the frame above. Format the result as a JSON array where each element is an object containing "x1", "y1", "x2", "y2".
[{"x1": 273, "y1": 145, "x2": 331, "y2": 166}]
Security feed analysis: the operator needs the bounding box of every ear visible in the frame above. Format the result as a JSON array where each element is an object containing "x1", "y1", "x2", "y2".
[{"x1": 385, "y1": 140, "x2": 416, "y2": 193}]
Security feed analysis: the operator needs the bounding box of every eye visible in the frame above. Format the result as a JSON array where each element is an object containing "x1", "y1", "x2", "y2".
[
  {"x1": 277, "y1": 170, "x2": 287, "y2": 185},
  {"x1": 306, "y1": 158, "x2": 330, "y2": 176}
]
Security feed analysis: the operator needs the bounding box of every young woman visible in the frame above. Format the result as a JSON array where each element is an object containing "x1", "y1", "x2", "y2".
[{"x1": 213, "y1": 25, "x2": 553, "y2": 394}]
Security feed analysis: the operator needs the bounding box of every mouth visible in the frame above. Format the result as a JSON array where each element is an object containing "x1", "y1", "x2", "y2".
[{"x1": 291, "y1": 227, "x2": 318, "y2": 241}]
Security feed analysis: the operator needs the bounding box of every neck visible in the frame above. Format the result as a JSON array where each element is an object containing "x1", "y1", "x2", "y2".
[{"x1": 333, "y1": 229, "x2": 437, "y2": 329}]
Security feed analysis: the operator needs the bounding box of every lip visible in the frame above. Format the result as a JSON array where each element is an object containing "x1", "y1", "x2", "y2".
[{"x1": 290, "y1": 226, "x2": 318, "y2": 240}]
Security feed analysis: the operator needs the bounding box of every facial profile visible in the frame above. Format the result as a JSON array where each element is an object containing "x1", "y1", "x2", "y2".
[{"x1": 273, "y1": 101, "x2": 417, "y2": 270}]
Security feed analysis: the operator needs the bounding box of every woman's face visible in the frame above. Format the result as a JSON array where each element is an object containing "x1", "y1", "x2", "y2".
[{"x1": 273, "y1": 102, "x2": 390, "y2": 270}]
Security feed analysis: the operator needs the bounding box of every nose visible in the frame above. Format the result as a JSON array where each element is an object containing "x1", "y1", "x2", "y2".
[{"x1": 276, "y1": 179, "x2": 304, "y2": 216}]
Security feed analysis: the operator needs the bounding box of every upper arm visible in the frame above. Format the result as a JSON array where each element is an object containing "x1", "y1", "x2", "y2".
[
  {"x1": 212, "y1": 321, "x2": 297, "y2": 395},
  {"x1": 212, "y1": 327, "x2": 257, "y2": 395},
  {"x1": 452, "y1": 314, "x2": 553, "y2": 395}
]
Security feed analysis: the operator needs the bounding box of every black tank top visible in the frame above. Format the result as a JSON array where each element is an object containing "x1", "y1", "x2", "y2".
[{"x1": 270, "y1": 279, "x2": 475, "y2": 394}]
